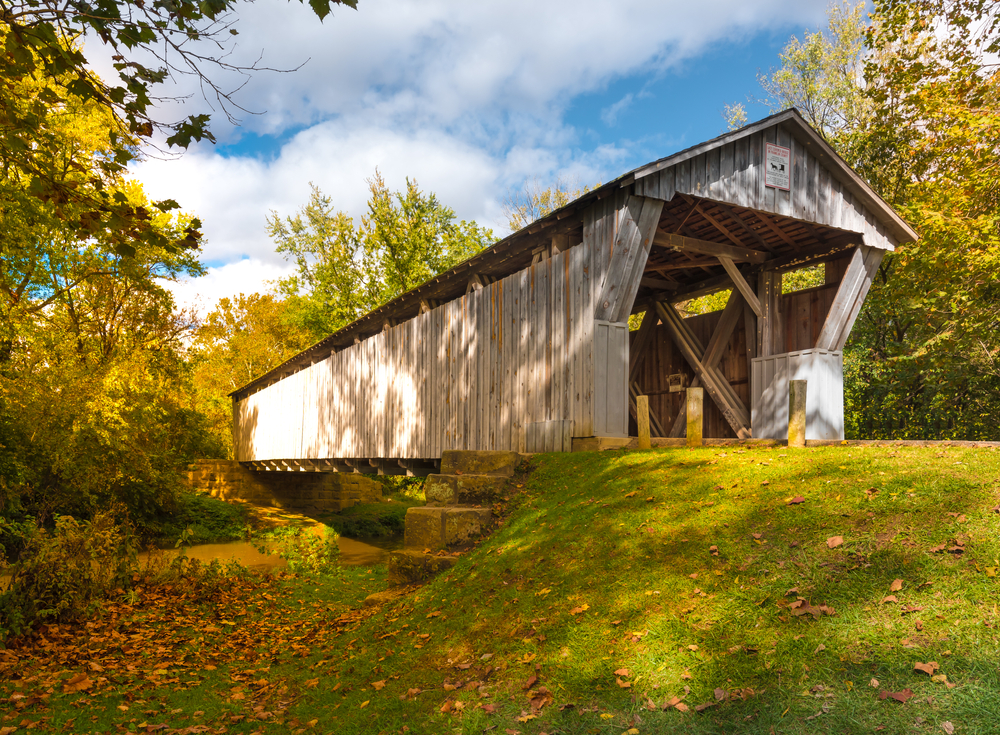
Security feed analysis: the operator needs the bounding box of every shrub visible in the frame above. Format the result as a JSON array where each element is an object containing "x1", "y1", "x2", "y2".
[
  {"x1": 0, "y1": 510, "x2": 137, "y2": 639},
  {"x1": 253, "y1": 525, "x2": 340, "y2": 575}
]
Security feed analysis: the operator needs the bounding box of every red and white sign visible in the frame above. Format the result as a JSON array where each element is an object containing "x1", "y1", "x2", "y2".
[{"x1": 765, "y1": 143, "x2": 791, "y2": 191}]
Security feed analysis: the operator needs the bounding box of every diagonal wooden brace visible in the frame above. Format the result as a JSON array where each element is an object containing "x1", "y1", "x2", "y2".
[
  {"x1": 718, "y1": 256, "x2": 762, "y2": 317},
  {"x1": 667, "y1": 289, "x2": 746, "y2": 437},
  {"x1": 655, "y1": 300, "x2": 752, "y2": 439}
]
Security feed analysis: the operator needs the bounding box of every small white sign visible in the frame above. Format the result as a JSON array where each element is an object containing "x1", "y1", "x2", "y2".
[{"x1": 765, "y1": 143, "x2": 791, "y2": 191}]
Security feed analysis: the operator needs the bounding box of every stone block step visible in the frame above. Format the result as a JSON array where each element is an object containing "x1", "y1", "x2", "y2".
[
  {"x1": 439, "y1": 450, "x2": 521, "y2": 478},
  {"x1": 403, "y1": 506, "x2": 492, "y2": 551},
  {"x1": 387, "y1": 550, "x2": 458, "y2": 585},
  {"x1": 424, "y1": 474, "x2": 507, "y2": 505}
]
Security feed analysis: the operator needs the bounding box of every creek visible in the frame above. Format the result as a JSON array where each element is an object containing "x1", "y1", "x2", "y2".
[{"x1": 142, "y1": 534, "x2": 403, "y2": 573}]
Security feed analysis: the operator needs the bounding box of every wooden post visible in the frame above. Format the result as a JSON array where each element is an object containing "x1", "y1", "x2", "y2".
[
  {"x1": 636, "y1": 395, "x2": 651, "y2": 449},
  {"x1": 686, "y1": 387, "x2": 703, "y2": 448},
  {"x1": 788, "y1": 380, "x2": 807, "y2": 448}
]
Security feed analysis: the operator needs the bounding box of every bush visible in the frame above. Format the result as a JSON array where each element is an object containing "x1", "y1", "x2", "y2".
[
  {"x1": 325, "y1": 500, "x2": 415, "y2": 538},
  {"x1": 253, "y1": 525, "x2": 340, "y2": 575},
  {"x1": 153, "y1": 490, "x2": 252, "y2": 546},
  {"x1": 0, "y1": 510, "x2": 137, "y2": 639}
]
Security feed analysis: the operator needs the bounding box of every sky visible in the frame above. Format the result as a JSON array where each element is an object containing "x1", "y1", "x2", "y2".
[{"x1": 119, "y1": 0, "x2": 838, "y2": 317}]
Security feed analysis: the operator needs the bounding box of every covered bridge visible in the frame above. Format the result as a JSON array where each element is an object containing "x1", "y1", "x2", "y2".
[{"x1": 231, "y1": 109, "x2": 917, "y2": 474}]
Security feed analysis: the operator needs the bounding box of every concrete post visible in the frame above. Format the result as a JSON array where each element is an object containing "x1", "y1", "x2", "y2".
[
  {"x1": 788, "y1": 379, "x2": 807, "y2": 448},
  {"x1": 686, "y1": 387, "x2": 704, "y2": 447},
  {"x1": 636, "y1": 395, "x2": 651, "y2": 449}
]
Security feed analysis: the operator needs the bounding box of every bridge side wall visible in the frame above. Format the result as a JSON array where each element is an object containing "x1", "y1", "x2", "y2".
[{"x1": 234, "y1": 236, "x2": 602, "y2": 462}]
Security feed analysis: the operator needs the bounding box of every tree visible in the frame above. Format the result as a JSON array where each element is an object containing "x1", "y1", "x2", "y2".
[
  {"x1": 0, "y1": 209, "x2": 221, "y2": 533},
  {"x1": 752, "y1": 0, "x2": 1000, "y2": 439},
  {"x1": 188, "y1": 294, "x2": 313, "y2": 456},
  {"x1": 1, "y1": 0, "x2": 356, "y2": 254},
  {"x1": 0, "y1": 70, "x2": 223, "y2": 526},
  {"x1": 501, "y1": 179, "x2": 593, "y2": 234},
  {"x1": 269, "y1": 172, "x2": 494, "y2": 340}
]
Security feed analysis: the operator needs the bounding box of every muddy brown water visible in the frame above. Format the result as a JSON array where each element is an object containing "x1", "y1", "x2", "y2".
[
  {"x1": 0, "y1": 537, "x2": 401, "y2": 590},
  {"x1": 140, "y1": 535, "x2": 402, "y2": 572}
]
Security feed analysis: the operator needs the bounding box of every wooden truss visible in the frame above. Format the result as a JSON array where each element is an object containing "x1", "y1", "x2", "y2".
[
  {"x1": 654, "y1": 290, "x2": 752, "y2": 439},
  {"x1": 625, "y1": 191, "x2": 883, "y2": 440}
]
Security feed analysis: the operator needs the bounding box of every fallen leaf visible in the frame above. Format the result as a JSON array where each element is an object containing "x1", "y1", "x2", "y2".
[
  {"x1": 616, "y1": 677, "x2": 632, "y2": 689},
  {"x1": 890, "y1": 579, "x2": 903, "y2": 592},
  {"x1": 694, "y1": 702, "x2": 717, "y2": 712},
  {"x1": 827, "y1": 536, "x2": 844, "y2": 549},
  {"x1": 614, "y1": 668, "x2": 631, "y2": 676},
  {"x1": 62, "y1": 673, "x2": 93, "y2": 693},
  {"x1": 568, "y1": 604, "x2": 589, "y2": 616},
  {"x1": 870, "y1": 678, "x2": 880, "y2": 688},
  {"x1": 304, "y1": 678, "x2": 319, "y2": 689},
  {"x1": 878, "y1": 689, "x2": 914, "y2": 703},
  {"x1": 788, "y1": 496, "x2": 806, "y2": 505},
  {"x1": 675, "y1": 702, "x2": 690, "y2": 712},
  {"x1": 709, "y1": 545, "x2": 719, "y2": 556},
  {"x1": 882, "y1": 595, "x2": 898, "y2": 604},
  {"x1": 360, "y1": 700, "x2": 370, "y2": 709},
  {"x1": 714, "y1": 688, "x2": 729, "y2": 701},
  {"x1": 941, "y1": 722, "x2": 955, "y2": 735},
  {"x1": 814, "y1": 644, "x2": 826, "y2": 654},
  {"x1": 914, "y1": 662, "x2": 940, "y2": 675}
]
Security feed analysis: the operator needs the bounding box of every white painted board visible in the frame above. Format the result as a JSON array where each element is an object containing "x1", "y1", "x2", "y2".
[{"x1": 751, "y1": 349, "x2": 844, "y2": 440}]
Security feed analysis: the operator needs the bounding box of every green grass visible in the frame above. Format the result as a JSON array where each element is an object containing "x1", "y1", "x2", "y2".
[
  {"x1": 153, "y1": 489, "x2": 253, "y2": 546},
  {"x1": 6, "y1": 445, "x2": 1000, "y2": 735},
  {"x1": 320, "y1": 499, "x2": 420, "y2": 538}
]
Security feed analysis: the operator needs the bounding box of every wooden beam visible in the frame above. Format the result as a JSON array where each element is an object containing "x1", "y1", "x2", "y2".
[
  {"x1": 756, "y1": 271, "x2": 782, "y2": 357},
  {"x1": 654, "y1": 232, "x2": 768, "y2": 264},
  {"x1": 713, "y1": 203, "x2": 777, "y2": 253},
  {"x1": 753, "y1": 211, "x2": 799, "y2": 249},
  {"x1": 595, "y1": 196, "x2": 665, "y2": 323},
  {"x1": 718, "y1": 256, "x2": 762, "y2": 317},
  {"x1": 668, "y1": 274, "x2": 731, "y2": 303},
  {"x1": 696, "y1": 205, "x2": 747, "y2": 249},
  {"x1": 815, "y1": 245, "x2": 884, "y2": 351},
  {"x1": 655, "y1": 301, "x2": 752, "y2": 438},
  {"x1": 465, "y1": 274, "x2": 484, "y2": 295},
  {"x1": 639, "y1": 277, "x2": 678, "y2": 291},
  {"x1": 669, "y1": 375, "x2": 700, "y2": 438},
  {"x1": 760, "y1": 235, "x2": 861, "y2": 273},
  {"x1": 702, "y1": 289, "x2": 746, "y2": 370},
  {"x1": 628, "y1": 309, "x2": 658, "y2": 383},
  {"x1": 629, "y1": 382, "x2": 665, "y2": 437},
  {"x1": 742, "y1": 297, "x2": 758, "y2": 403}
]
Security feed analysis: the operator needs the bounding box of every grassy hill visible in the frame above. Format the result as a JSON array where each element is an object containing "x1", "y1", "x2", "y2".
[{"x1": 4, "y1": 444, "x2": 1000, "y2": 735}]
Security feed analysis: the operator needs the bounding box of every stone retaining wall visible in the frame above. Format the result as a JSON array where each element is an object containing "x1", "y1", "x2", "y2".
[{"x1": 186, "y1": 460, "x2": 382, "y2": 512}]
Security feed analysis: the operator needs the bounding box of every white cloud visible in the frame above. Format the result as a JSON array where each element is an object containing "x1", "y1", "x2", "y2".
[
  {"x1": 601, "y1": 94, "x2": 635, "y2": 127},
  {"x1": 162, "y1": 258, "x2": 295, "y2": 318},
  {"x1": 123, "y1": 0, "x2": 833, "y2": 309}
]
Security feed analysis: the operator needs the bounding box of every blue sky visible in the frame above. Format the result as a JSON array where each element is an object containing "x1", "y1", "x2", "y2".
[{"x1": 126, "y1": 0, "x2": 837, "y2": 314}]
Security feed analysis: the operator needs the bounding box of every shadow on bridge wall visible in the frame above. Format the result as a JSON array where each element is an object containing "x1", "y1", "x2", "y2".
[{"x1": 234, "y1": 240, "x2": 599, "y2": 472}]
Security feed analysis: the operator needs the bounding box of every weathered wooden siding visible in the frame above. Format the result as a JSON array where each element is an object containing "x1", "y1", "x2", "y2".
[
  {"x1": 234, "y1": 239, "x2": 599, "y2": 461},
  {"x1": 633, "y1": 124, "x2": 898, "y2": 252}
]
